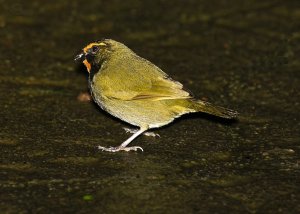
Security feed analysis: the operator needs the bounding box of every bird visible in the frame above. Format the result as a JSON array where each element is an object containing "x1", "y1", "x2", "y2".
[{"x1": 74, "y1": 39, "x2": 238, "y2": 152}]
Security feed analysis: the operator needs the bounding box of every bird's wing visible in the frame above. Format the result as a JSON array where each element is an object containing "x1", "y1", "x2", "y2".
[
  {"x1": 129, "y1": 76, "x2": 192, "y2": 101},
  {"x1": 102, "y1": 55, "x2": 192, "y2": 101}
]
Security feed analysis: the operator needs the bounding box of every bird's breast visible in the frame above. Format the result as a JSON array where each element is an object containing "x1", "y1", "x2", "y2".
[{"x1": 88, "y1": 73, "x2": 109, "y2": 112}]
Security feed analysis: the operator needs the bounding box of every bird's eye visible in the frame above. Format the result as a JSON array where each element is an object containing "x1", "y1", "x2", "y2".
[{"x1": 92, "y1": 45, "x2": 99, "y2": 53}]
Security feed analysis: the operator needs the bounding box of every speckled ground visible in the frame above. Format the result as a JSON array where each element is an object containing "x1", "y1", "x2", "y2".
[{"x1": 0, "y1": 0, "x2": 300, "y2": 213}]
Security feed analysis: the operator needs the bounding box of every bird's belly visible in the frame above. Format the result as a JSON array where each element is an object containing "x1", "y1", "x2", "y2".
[{"x1": 91, "y1": 93, "x2": 179, "y2": 128}]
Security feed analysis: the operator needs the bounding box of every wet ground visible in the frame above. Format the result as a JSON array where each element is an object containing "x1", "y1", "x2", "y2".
[{"x1": 0, "y1": 0, "x2": 300, "y2": 213}]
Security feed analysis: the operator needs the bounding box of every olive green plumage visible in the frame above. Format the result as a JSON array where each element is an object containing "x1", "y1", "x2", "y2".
[{"x1": 75, "y1": 39, "x2": 238, "y2": 152}]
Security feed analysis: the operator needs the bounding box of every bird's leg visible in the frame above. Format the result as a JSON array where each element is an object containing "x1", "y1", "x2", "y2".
[
  {"x1": 123, "y1": 127, "x2": 160, "y2": 137},
  {"x1": 98, "y1": 127, "x2": 148, "y2": 152}
]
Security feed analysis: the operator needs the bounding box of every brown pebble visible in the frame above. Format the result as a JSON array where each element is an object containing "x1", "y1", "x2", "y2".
[{"x1": 77, "y1": 92, "x2": 91, "y2": 102}]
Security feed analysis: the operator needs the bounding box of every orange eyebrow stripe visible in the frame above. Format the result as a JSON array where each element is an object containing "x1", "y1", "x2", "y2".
[
  {"x1": 83, "y1": 42, "x2": 106, "y2": 53},
  {"x1": 83, "y1": 43, "x2": 99, "y2": 53}
]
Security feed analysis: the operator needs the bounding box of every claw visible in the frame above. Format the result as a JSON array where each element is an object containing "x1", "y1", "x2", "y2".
[
  {"x1": 98, "y1": 127, "x2": 147, "y2": 152},
  {"x1": 144, "y1": 132, "x2": 160, "y2": 137},
  {"x1": 97, "y1": 145, "x2": 143, "y2": 152},
  {"x1": 122, "y1": 146, "x2": 143, "y2": 152}
]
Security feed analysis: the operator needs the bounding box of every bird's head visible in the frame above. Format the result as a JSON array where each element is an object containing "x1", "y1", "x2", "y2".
[{"x1": 74, "y1": 39, "x2": 125, "y2": 73}]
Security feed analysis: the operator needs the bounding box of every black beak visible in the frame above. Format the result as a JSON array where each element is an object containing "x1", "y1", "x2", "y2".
[{"x1": 74, "y1": 51, "x2": 85, "y2": 63}]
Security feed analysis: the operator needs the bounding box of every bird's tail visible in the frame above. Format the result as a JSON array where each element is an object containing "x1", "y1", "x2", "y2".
[{"x1": 190, "y1": 100, "x2": 238, "y2": 119}]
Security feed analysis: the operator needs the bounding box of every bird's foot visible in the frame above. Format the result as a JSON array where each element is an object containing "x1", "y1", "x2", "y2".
[
  {"x1": 97, "y1": 145, "x2": 143, "y2": 152},
  {"x1": 123, "y1": 127, "x2": 160, "y2": 137}
]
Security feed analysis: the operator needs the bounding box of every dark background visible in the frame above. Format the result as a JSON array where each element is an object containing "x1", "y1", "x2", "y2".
[{"x1": 0, "y1": 0, "x2": 299, "y2": 213}]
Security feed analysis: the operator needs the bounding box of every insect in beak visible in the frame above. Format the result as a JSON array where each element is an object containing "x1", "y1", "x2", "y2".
[
  {"x1": 74, "y1": 51, "x2": 86, "y2": 63},
  {"x1": 74, "y1": 50, "x2": 92, "y2": 72}
]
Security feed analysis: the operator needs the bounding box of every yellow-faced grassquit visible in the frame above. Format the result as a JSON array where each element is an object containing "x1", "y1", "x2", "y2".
[{"x1": 74, "y1": 39, "x2": 238, "y2": 152}]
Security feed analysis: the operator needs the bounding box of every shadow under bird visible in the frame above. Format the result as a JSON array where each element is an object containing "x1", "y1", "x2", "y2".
[{"x1": 74, "y1": 39, "x2": 238, "y2": 152}]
